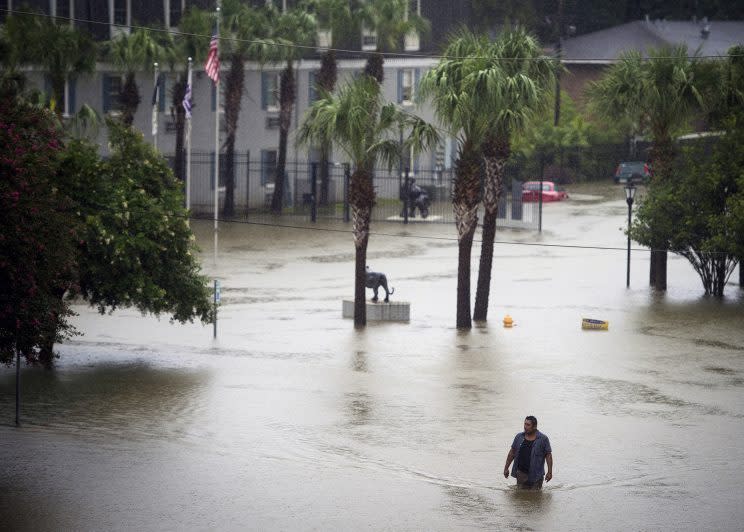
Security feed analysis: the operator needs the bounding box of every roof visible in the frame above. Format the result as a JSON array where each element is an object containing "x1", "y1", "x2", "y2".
[{"x1": 560, "y1": 20, "x2": 744, "y2": 64}]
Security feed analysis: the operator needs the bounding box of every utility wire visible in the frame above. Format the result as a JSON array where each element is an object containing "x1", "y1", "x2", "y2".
[{"x1": 2, "y1": 8, "x2": 742, "y2": 63}]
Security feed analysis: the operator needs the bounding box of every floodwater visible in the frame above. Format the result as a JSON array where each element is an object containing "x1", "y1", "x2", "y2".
[{"x1": 2, "y1": 183, "x2": 743, "y2": 531}]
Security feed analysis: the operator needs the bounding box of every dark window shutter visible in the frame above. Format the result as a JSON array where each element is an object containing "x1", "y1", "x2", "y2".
[
  {"x1": 211, "y1": 82, "x2": 216, "y2": 112},
  {"x1": 397, "y1": 69, "x2": 403, "y2": 103},
  {"x1": 308, "y1": 71, "x2": 317, "y2": 103},
  {"x1": 263, "y1": 72, "x2": 270, "y2": 109},
  {"x1": 414, "y1": 68, "x2": 420, "y2": 97}
]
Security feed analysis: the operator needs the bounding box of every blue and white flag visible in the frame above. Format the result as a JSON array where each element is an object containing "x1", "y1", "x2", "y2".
[{"x1": 183, "y1": 82, "x2": 192, "y2": 120}]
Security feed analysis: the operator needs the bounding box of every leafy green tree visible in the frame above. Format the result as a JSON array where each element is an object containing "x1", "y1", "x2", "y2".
[
  {"x1": 297, "y1": 75, "x2": 438, "y2": 326},
  {"x1": 103, "y1": 28, "x2": 164, "y2": 126},
  {"x1": 418, "y1": 31, "x2": 491, "y2": 329},
  {"x1": 467, "y1": 27, "x2": 556, "y2": 322},
  {"x1": 588, "y1": 45, "x2": 705, "y2": 291},
  {"x1": 3, "y1": 11, "x2": 95, "y2": 117},
  {"x1": 268, "y1": 6, "x2": 317, "y2": 214},
  {"x1": 59, "y1": 121, "x2": 213, "y2": 326},
  {"x1": 0, "y1": 85, "x2": 78, "y2": 366},
  {"x1": 630, "y1": 130, "x2": 744, "y2": 297}
]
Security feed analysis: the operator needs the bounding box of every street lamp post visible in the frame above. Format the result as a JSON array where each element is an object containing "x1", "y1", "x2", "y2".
[{"x1": 625, "y1": 180, "x2": 637, "y2": 287}]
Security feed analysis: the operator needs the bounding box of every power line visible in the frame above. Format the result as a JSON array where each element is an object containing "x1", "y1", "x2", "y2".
[{"x1": 1, "y1": 8, "x2": 742, "y2": 63}]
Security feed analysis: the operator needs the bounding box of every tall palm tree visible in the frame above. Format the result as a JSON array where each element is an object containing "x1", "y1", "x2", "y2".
[
  {"x1": 104, "y1": 28, "x2": 163, "y2": 126},
  {"x1": 163, "y1": 7, "x2": 212, "y2": 183},
  {"x1": 269, "y1": 6, "x2": 317, "y2": 213},
  {"x1": 3, "y1": 11, "x2": 95, "y2": 117},
  {"x1": 469, "y1": 28, "x2": 555, "y2": 321},
  {"x1": 588, "y1": 45, "x2": 705, "y2": 291},
  {"x1": 297, "y1": 75, "x2": 438, "y2": 326},
  {"x1": 418, "y1": 31, "x2": 490, "y2": 329},
  {"x1": 220, "y1": 0, "x2": 273, "y2": 217},
  {"x1": 303, "y1": 0, "x2": 353, "y2": 205},
  {"x1": 356, "y1": 0, "x2": 429, "y2": 83}
]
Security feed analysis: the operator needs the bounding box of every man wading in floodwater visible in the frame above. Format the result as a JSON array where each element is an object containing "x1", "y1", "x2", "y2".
[{"x1": 503, "y1": 416, "x2": 553, "y2": 490}]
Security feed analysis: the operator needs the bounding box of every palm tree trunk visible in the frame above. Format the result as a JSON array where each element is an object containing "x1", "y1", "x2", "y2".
[
  {"x1": 223, "y1": 54, "x2": 244, "y2": 218},
  {"x1": 649, "y1": 135, "x2": 674, "y2": 290},
  {"x1": 474, "y1": 135, "x2": 509, "y2": 321},
  {"x1": 365, "y1": 53, "x2": 384, "y2": 83},
  {"x1": 119, "y1": 71, "x2": 140, "y2": 126},
  {"x1": 272, "y1": 63, "x2": 296, "y2": 214},
  {"x1": 453, "y1": 142, "x2": 482, "y2": 329},
  {"x1": 350, "y1": 168, "x2": 375, "y2": 327},
  {"x1": 317, "y1": 51, "x2": 337, "y2": 207},
  {"x1": 172, "y1": 74, "x2": 187, "y2": 182}
]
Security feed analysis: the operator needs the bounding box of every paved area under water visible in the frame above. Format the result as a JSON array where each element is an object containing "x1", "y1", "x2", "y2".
[{"x1": 2, "y1": 183, "x2": 743, "y2": 531}]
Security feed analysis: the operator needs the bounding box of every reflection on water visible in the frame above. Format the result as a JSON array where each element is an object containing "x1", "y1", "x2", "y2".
[{"x1": 1, "y1": 182, "x2": 743, "y2": 530}]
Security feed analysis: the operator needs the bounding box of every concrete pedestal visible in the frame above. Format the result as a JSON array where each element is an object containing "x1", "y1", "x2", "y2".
[{"x1": 342, "y1": 300, "x2": 410, "y2": 321}]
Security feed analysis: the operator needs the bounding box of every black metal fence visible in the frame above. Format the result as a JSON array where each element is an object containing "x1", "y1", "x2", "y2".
[{"x1": 172, "y1": 152, "x2": 540, "y2": 229}]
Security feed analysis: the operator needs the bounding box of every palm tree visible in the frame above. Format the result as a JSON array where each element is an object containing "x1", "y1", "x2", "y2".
[
  {"x1": 303, "y1": 0, "x2": 353, "y2": 205},
  {"x1": 297, "y1": 75, "x2": 438, "y2": 326},
  {"x1": 418, "y1": 31, "x2": 490, "y2": 329},
  {"x1": 220, "y1": 0, "x2": 273, "y2": 217},
  {"x1": 163, "y1": 7, "x2": 212, "y2": 183},
  {"x1": 469, "y1": 28, "x2": 555, "y2": 321},
  {"x1": 103, "y1": 28, "x2": 163, "y2": 126},
  {"x1": 356, "y1": 0, "x2": 429, "y2": 83},
  {"x1": 269, "y1": 6, "x2": 318, "y2": 214},
  {"x1": 588, "y1": 45, "x2": 705, "y2": 291},
  {"x1": 3, "y1": 11, "x2": 95, "y2": 117}
]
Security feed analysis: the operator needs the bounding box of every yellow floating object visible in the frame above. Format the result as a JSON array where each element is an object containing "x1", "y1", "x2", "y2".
[
  {"x1": 582, "y1": 318, "x2": 608, "y2": 330},
  {"x1": 503, "y1": 314, "x2": 514, "y2": 328}
]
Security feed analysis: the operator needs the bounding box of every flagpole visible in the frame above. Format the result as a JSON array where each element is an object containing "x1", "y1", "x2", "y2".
[
  {"x1": 186, "y1": 57, "x2": 193, "y2": 212},
  {"x1": 213, "y1": 6, "x2": 220, "y2": 266},
  {"x1": 153, "y1": 62, "x2": 159, "y2": 150}
]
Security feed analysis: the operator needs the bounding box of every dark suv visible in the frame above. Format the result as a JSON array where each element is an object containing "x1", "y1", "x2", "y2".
[{"x1": 613, "y1": 161, "x2": 651, "y2": 184}]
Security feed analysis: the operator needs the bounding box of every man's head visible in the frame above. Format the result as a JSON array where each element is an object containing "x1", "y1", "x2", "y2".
[{"x1": 524, "y1": 416, "x2": 538, "y2": 435}]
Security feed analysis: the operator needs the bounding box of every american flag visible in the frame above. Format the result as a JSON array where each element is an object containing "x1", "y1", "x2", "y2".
[
  {"x1": 204, "y1": 30, "x2": 220, "y2": 84},
  {"x1": 182, "y1": 82, "x2": 192, "y2": 119}
]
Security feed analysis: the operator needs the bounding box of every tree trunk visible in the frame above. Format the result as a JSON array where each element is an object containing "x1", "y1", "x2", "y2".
[
  {"x1": 349, "y1": 168, "x2": 375, "y2": 327},
  {"x1": 272, "y1": 64, "x2": 295, "y2": 214},
  {"x1": 365, "y1": 53, "x2": 385, "y2": 83},
  {"x1": 453, "y1": 142, "x2": 482, "y2": 330},
  {"x1": 474, "y1": 136, "x2": 509, "y2": 321},
  {"x1": 223, "y1": 54, "x2": 244, "y2": 218},
  {"x1": 172, "y1": 74, "x2": 187, "y2": 182},
  {"x1": 648, "y1": 135, "x2": 674, "y2": 290},
  {"x1": 316, "y1": 51, "x2": 337, "y2": 207},
  {"x1": 119, "y1": 71, "x2": 140, "y2": 126}
]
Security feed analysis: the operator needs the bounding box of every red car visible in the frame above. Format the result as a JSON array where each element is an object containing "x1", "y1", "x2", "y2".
[{"x1": 522, "y1": 181, "x2": 568, "y2": 202}]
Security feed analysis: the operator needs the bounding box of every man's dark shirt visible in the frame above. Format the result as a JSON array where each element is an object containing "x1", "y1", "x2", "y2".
[
  {"x1": 517, "y1": 438, "x2": 534, "y2": 473},
  {"x1": 511, "y1": 430, "x2": 552, "y2": 483}
]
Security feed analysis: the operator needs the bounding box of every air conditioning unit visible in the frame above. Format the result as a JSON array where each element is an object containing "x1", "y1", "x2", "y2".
[
  {"x1": 404, "y1": 30, "x2": 420, "y2": 52},
  {"x1": 266, "y1": 116, "x2": 280, "y2": 129}
]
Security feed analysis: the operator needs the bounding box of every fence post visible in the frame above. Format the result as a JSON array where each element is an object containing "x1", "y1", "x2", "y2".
[
  {"x1": 245, "y1": 150, "x2": 250, "y2": 218},
  {"x1": 343, "y1": 163, "x2": 350, "y2": 223},
  {"x1": 310, "y1": 162, "x2": 318, "y2": 223},
  {"x1": 403, "y1": 167, "x2": 410, "y2": 224}
]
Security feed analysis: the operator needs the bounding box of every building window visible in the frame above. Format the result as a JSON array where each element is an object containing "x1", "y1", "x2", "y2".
[
  {"x1": 261, "y1": 150, "x2": 277, "y2": 185},
  {"x1": 262, "y1": 72, "x2": 280, "y2": 112},
  {"x1": 361, "y1": 27, "x2": 377, "y2": 51},
  {"x1": 169, "y1": 0, "x2": 183, "y2": 28},
  {"x1": 55, "y1": 0, "x2": 70, "y2": 20},
  {"x1": 103, "y1": 74, "x2": 123, "y2": 114},
  {"x1": 308, "y1": 71, "x2": 318, "y2": 103},
  {"x1": 113, "y1": 0, "x2": 127, "y2": 26},
  {"x1": 398, "y1": 68, "x2": 418, "y2": 105}
]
